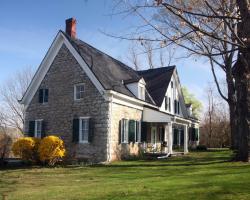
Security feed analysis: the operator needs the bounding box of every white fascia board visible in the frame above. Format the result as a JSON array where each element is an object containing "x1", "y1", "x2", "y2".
[
  {"x1": 143, "y1": 107, "x2": 171, "y2": 123},
  {"x1": 20, "y1": 32, "x2": 105, "y2": 106},
  {"x1": 106, "y1": 90, "x2": 158, "y2": 110},
  {"x1": 173, "y1": 116, "x2": 192, "y2": 124},
  {"x1": 20, "y1": 32, "x2": 63, "y2": 105}
]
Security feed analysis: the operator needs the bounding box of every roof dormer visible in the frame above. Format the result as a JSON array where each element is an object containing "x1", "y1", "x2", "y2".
[{"x1": 126, "y1": 78, "x2": 146, "y2": 101}]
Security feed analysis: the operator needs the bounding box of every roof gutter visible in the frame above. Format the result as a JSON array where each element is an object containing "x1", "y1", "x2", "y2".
[{"x1": 106, "y1": 90, "x2": 159, "y2": 110}]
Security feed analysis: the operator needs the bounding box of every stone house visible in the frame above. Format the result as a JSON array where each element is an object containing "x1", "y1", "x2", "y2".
[{"x1": 20, "y1": 18, "x2": 200, "y2": 162}]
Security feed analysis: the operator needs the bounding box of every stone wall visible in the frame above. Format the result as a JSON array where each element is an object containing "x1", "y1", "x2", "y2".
[
  {"x1": 109, "y1": 103, "x2": 143, "y2": 161},
  {"x1": 25, "y1": 45, "x2": 110, "y2": 163}
]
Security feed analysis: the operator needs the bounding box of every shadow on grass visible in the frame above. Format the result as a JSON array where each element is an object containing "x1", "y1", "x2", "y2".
[{"x1": 0, "y1": 150, "x2": 235, "y2": 170}]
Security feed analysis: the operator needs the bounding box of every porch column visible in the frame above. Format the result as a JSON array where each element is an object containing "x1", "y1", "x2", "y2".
[
  {"x1": 164, "y1": 124, "x2": 168, "y2": 153},
  {"x1": 184, "y1": 124, "x2": 188, "y2": 153},
  {"x1": 168, "y1": 122, "x2": 173, "y2": 154}
]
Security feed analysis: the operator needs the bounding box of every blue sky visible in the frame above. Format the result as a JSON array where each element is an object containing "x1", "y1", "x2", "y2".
[{"x1": 0, "y1": 0, "x2": 223, "y2": 107}]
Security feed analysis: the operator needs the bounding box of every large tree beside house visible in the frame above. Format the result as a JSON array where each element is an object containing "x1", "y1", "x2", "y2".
[{"x1": 19, "y1": 18, "x2": 200, "y2": 163}]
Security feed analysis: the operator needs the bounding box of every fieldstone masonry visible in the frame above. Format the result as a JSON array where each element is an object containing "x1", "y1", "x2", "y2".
[
  {"x1": 109, "y1": 103, "x2": 143, "y2": 161},
  {"x1": 25, "y1": 45, "x2": 110, "y2": 162}
]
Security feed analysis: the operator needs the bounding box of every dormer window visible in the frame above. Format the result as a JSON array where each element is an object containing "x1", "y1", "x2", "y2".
[
  {"x1": 126, "y1": 78, "x2": 146, "y2": 101},
  {"x1": 139, "y1": 85, "x2": 145, "y2": 100}
]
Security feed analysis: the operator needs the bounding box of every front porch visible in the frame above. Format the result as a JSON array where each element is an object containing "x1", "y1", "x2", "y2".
[
  {"x1": 140, "y1": 122, "x2": 189, "y2": 155},
  {"x1": 141, "y1": 107, "x2": 189, "y2": 155}
]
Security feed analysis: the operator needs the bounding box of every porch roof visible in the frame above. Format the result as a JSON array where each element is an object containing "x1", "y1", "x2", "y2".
[{"x1": 143, "y1": 107, "x2": 171, "y2": 123}]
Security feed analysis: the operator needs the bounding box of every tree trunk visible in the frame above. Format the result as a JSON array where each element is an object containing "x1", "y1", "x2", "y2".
[
  {"x1": 235, "y1": 0, "x2": 250, "y2": 162},
  {"x1": 235, "y1": 55, "x2": 250, "y2": 161},
  {"x1": 226, "y1": 71, "x2": 237, "y2": 150},
  {"x1": 228, "y1": 102, "x2": 237, "y2": 149}
]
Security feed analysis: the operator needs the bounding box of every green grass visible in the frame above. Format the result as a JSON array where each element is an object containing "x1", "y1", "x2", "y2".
[{"x1": 1, "y1": 150, "x2": 250, "y2": 200}]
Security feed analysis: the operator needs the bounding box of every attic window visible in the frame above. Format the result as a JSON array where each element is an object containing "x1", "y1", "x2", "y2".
[
  {"x1": 139, "y1": 86, "x2": 145, "y2": 100},
  {"x1": 74, "y1": 83, "x2": 84, "y2": 100}
]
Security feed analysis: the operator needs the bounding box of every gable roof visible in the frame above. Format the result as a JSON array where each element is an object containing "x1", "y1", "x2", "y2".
[
  {"x1": 20, "y1": 30, "x2": 175, "y2": 108},
  {"x1": 137, "y1": 66, "x2": 176, "y2": 107},
  {"x1": 62, "y1": 31, "x2": 155, "y2": 104}
]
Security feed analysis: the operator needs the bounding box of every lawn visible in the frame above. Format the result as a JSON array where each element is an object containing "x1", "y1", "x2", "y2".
[{"x1": 1, "y1": 150, "x2": 250, "y2": 200}]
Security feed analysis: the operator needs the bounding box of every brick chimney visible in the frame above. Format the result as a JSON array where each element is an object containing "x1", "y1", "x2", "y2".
[{"x1": 65, "y1": 18, "x2": 76, "y2": 38}]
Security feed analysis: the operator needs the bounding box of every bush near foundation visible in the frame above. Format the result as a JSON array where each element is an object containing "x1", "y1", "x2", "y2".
[
  {"x1": 38, "y1": 136, "x2": 66, "y2": 166},
  {"x1": 12, "y1": 137, "x2": 40, "y2": 162}
]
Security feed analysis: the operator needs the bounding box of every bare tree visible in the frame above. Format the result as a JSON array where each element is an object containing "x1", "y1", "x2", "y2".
[
  {"x1": 0, "y1": 67, "x2": 34, "y2": 133},
  {"x1": 0, "y1": 113, "x2": 12, "y2": 165},
  {"x1": 127, "y1": 40, "x2": 175, "y2": 69},
  {"x1": 127, "y1": 44, "x2": 141, "y2": 70},
  {"x1": 201, "y1": 83, "x2": 230, "y2": 148}
]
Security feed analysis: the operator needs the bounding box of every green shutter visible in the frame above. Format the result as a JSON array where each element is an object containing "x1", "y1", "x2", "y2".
[
  {"x1": 39, "y1": 89, "x2": 43, "y2": 103},
  {"x1": 28, "y1": 121, "x2": 35, "y2": 137},
  {"x1": 135, "y1": 121, "x2": 140, "y2": 143},
  {"x1": 192, "y1": 128, "x2": 196, "y2": 141},
  {"x1": 141, "y1": 122, "x2": 147, "y2": 142},
  {"x1": 128, "y1": 120, "x2": 135, "y2": 143},
  {"x1": 44, "y1": 89, "x2": 49, "y2": 103},
  {"x1": 72, "y1": 118, "x2": 79, "y2": 142},
  {"x1": 195, "y1": 128, "x2": 199, "y2": 141},
  {"x1": 88, "y1": 118, "x2": 94, "y2": 143}
]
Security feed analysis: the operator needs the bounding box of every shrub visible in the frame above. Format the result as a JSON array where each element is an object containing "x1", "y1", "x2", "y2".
[
  {"x1": 12, "y1": 137, "x2": 40, "y2": 162},
  {"x1": 196, "y1": 145, "x2": 207, "y2": 151},
  {"x1": 38, "y1": 136, "x2": 66, "y2": 166}
]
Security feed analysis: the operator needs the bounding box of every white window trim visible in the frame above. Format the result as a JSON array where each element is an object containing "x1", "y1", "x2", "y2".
[
  {"x1": 79, "y1": 117, "x2": 90, "y2": 144},
  {"x1": 35, "y1": 119, "x2": 43, "y2": 138},
  {"x1": 121, "y1": 118, "x2": 129, "y2": 144},
  {"x1": 74, "y1": 83, "x2": 85, "y2": 101},
  {"x1": 138, "y1": 85, "x2": 145, "y2": 101},
  {"x1": 121, "y1": 119, "x2": 141, "y2": 144}
]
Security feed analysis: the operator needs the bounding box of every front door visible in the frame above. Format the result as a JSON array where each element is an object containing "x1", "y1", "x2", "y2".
[{"x1": 151, "y1": 126, "x2": 157, "y2": 144}]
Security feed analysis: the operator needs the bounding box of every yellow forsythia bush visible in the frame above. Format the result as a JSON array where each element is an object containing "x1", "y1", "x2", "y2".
[
  {"x1": 38, "y1": 136, "x2": 66, "y2": 166},
  {"x1": 12, "y1": 137, "x2": 40, "y2": 161}
]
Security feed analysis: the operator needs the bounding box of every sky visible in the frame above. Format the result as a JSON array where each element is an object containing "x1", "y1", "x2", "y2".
[{"x1": 0, "y1": 0, "x2": 224, "y2": 109}]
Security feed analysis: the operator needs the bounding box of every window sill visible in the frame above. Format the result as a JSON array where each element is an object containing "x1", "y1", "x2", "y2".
[
  {"x1": 79, "y1": 141, "x2": 89, "y2": 144},
  {"x1": 74, "y1": 99, "x2": 83, "y2": 101},
  {"x1": 39, "y1": 102, "x2": 48, "y2": 105}
]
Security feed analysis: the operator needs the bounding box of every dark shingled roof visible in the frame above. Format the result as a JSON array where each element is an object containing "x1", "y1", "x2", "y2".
[
  {"x1": 137, "y1": 66, "x2": 176, "y2": 107},
  {"x1": 63, "y1": 31, "x2": 174, "y2": 106}
]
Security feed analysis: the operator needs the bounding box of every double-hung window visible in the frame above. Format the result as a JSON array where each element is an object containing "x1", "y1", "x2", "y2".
[
  {"x1": 121, "y1": 119, "x2": 141, "y2": 143},
  {"x1": 39, "y1": 89, "x2": 49, "y2": 103},
  {"x1": 74, "y1": 83, "x2": 84, "y2": 100},
  {"x1": 35, "y1": 120, "x2": 43, "y2": 138},
  {"x1": 79, "y1": 117, "x2": 89, "y2": 143},
  {"x1": 165, "y1": 96, "x2": 168, "y2": 111},
  {"x1": 139, "y1": 86, "x2": 145, "y2": 100},
  {"x1": 169, "y1": 97, "x2": 171, "y2": 112}
]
